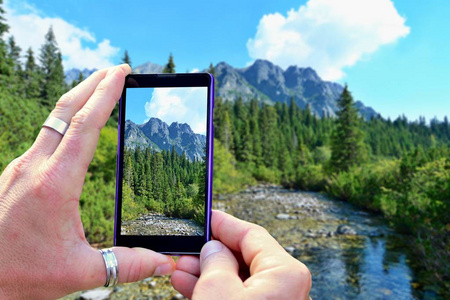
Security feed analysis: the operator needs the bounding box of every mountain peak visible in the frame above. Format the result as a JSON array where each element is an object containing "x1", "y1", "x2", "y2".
[
  {"x1": 125, "y1": 118, "x2": 205, "y2": 161},
  {"x1": 133, "y1": 61, "x2": 163, "y2": 74},
  {"x1": 213, "y1": 60, "x2": 376, "y2": 119}
]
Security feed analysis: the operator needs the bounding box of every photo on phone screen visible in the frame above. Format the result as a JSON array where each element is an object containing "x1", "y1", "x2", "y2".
[
  {"x1": 115, "y1": 74, "x2": 213, "y2": 254},
  {"x1": 121, "y1": 86, "x2": 207, "y2": 236}
]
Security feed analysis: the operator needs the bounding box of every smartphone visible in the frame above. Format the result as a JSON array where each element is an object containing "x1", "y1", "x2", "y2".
[{"x1": 114, "y1": 73, "x2": 214, "y2": 255}]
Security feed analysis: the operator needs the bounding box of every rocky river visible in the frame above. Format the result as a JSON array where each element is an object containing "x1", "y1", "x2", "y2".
[
  {"x1": 64, "y1": 185, "x2": 446, "y2": 300},
  {"x1": 121, "y1": 213, "x2": 203, "y2": 236}
]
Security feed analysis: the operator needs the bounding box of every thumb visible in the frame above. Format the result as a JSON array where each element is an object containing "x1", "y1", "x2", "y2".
[
  {"x1": 196, "y1": 241, "x2": 243, "y2": 298},
  {"x1": 82, "y1": 246, "x2": 175, "y2": 289}
]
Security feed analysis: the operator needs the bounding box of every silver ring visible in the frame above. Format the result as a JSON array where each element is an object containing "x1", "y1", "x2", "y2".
[
  {"x1": 42, "y1": 116, "x2": 69, "y2": 135},
  {"x1": 99, "y1": 248, "x2": 119, "y2": 287}
]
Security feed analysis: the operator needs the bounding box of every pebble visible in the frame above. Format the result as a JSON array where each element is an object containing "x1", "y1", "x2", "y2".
[
  {"x1": 172, "y1": 293, "x2": 185, "y2": 299},
  {"x1": 285, "y1": 246, "x2": 296, "y2": 254},
  {"x1": 276, "y1": 213, "x2": 291, "y2": 220},
  {"x1": 80, "y1": 288, "x2": 112, "y2": 300}
]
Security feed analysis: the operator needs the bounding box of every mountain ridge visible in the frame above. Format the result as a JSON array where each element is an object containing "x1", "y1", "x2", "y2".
[
  {"x1": 124, "y1": 118, "x2": 206, "y2": 162},
  {"x1": 64, "y1": 60, "x2": 377, "y2": 119}
]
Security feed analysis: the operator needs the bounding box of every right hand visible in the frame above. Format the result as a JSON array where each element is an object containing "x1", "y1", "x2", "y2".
[{"x1": 171, "y1": 210, "x2": 312, "y2": 299}]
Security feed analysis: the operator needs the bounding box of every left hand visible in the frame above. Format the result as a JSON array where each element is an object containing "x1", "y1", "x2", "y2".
[{"x1": 0, "y1": 64, "x2": 175, "y2": 299}]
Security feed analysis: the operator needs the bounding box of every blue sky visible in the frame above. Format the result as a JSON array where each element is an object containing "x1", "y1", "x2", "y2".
[
  {"x1": 126, "y1": 87, "x2": 208, "y2": 134},
  {"x1": 4, "y1": 0, "x2": 449, "y2": 122}
]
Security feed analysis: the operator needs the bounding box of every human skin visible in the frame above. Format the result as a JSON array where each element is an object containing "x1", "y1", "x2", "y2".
[
  {"x1": 172, "y1": 210, "x2": 312, "y2": 299},
  {"x1": 0, "y1": 64, "x2": 175, "y2": 299}
]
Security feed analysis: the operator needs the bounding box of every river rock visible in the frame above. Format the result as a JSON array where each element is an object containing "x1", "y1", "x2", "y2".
[
  {"x1": 285, "y1": 246, "x2": 296, "y2": 254},
  {"x1": 336, "y1": 224, "x2": 357, "y2": 235},
  {"x1": 80, "y1": 288, "x2": 112, "y2": 300},
  {"x1": 276, "y1": 213, "x2": 290, "y2": 220},
  {"x1": 172, "y1": 293, "x2": 185, "y2": 299}
]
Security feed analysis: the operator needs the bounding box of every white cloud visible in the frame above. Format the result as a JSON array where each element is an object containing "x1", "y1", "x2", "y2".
[
  {"x1": 4, "y1": 0, "x2": 119, "y2": 70},
  {"x1": 247, "y1": 0, "x2": 410, "y2": 80},
  {"x1": 145, "y1": 87, "x2": 208, "y2": 134}
]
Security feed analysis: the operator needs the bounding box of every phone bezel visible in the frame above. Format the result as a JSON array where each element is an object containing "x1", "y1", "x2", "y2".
[{"x1": 114, "y1": 73, "x2": 213, "y2": 255}]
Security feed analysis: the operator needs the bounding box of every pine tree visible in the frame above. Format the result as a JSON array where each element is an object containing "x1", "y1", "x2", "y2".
[
  {"x1": 329, "y1": 85, "x2": 365, "y2": 172},
  {"x1": 121, "y1": 50, "x2": 131, "y2": 68},
  {"x1": 162, "y1": 53, "x2": 175, "y2": 73},
  {"x1": 0, "y1": 0, "x2": 12, "y2": 79},
  {"x1": 24, "y1": 47, "x2": 41, "y2": 98},
  {"x1": 8, "y1": 36, "x2": 22, "y2": 73},
  {"x1": 39, "y1": 26, "x2": 66, "y2": 106}
]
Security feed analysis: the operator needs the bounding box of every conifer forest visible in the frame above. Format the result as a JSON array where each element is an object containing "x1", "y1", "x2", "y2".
[{"x1": 0, "y1": 1, "x2": 449, "y2": 294}]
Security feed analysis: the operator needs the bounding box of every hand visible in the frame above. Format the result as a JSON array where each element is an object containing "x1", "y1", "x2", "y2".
[
  {"x1": 0, "y1": 64, "x2": 175, "y2": 299},
  {"x1": 171, "y1": 210, "x2": 311, "y2": 299}
]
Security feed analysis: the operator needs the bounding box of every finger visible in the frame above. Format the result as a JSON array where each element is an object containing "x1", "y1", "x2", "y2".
[
  {"x1": 171, "y1": 256, "x2": 200, "y2": 298},
  {"x1": 191, "y1": 241, "x2": 243, "y2": 299},
  {"x1": 32, "y1": 65, "x2": 126, "y2": 157},
  {"x1": 171, "y1": 270, "x2": 199, "y2": 299},
  {"x1": 211, "y1": 210, "x2": 285, "y2": 268},
  {"x1": 80, "y1": 246, "x2": 175, "y2": 290},
  {"x1": 175, "y1": 255, "x2": 201, "y2": 276},
  {"x1": 211, "y1": 210, "x2": 312, "y2": 299},
  {"x1": 48, "y1": 65, "x2": 130, "y2": 192}
]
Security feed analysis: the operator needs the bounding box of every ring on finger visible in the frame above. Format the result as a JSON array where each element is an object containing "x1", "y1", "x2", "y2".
[
  {"x1": 99, "y1": 248, "x2": 119, "y2": 287},
  {"x1": 42, "y1": 116, "x2": 69, "y2": 135}
]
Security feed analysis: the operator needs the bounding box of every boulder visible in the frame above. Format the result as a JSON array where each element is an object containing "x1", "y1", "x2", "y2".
[{"x1": 336, "y1": 224, "x2": 357, "y2": 235}]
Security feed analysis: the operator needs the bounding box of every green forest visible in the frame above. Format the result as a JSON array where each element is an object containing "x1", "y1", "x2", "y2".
[
  {"x1": 122, "y1": 146, "x2": 206, "y2": 225},
  {"x1": 0, "y1": 0, "x2": 448, "y2": 289}
]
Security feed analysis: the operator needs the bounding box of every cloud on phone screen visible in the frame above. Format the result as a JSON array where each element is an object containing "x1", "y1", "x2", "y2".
[{"x1": 145, "y1": 87, "x2": 207, "y2": 135}]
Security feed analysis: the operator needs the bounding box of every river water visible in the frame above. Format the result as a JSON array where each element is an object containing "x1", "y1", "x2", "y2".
[
  {"x1": 65, "y1": 185, "x2": 445, "y2": 299},
  {"x1": 220, "y1": 185, "x2": 444, "y2": 300}
]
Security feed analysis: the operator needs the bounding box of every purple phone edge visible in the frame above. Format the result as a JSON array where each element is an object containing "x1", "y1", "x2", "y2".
[
  {"x1": 114, "y1": 96, "x2": 122, "y2": 247},
  {"x1": 206, "y1": 73, "x2": 214, "y2": 243},
  {"x1": 114, "y1": 73, "x2": 214, "y2": 251}
]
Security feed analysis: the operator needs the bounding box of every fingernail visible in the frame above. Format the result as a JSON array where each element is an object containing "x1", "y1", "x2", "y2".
[
  {"x1": 154, "y1": 263, "x2": 174, "y2": 276},
  {"x1": 200, "y1": 240, "x2": 223, "y2": 263}
]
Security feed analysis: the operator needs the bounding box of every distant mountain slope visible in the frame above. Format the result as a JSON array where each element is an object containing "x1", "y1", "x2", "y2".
[
  {"x1": 125, "y1": 118, "x2": 206, "y2": 162},
  {"x1": 64, "y1": 68, "x2": 96, "y2": 84},
  {"x1": 215, "y1": 59, "x2": 377, "y2": 119},
  {"x1": 64, "y1": 59, "x2": 377, "y2": 119},
  {"x1": 64, "y1": 61, "x2": 164, "y2": 84},
  {"x1": 133, "y1": 62, "x2": 164, "y2": 74}
]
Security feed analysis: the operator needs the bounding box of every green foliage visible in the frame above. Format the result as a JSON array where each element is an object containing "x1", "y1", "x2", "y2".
[
  {"x1": 39, "y1": 26, "x2": 66, "y2": 106},
  {"x1": 89, "y1": 126, "x2": 118, "y2": 181},
  {"x1": 79, "y1": 176, "x2": 115, "y2": 245},
  {"x1": 0, "y1": 10, "x2": 448, "y2": 285},
  {"x1": 330, "y1": 85, "x2": 366, "y2": 172},
  {"x1": 296, "y1": 164, "x2": 326, "y2": 191},
  {"x1": 122, "y1": 146, "x2": 205, "y2": 222},
  {"x1": 121, "y1": 50, "x2": 131, "y2": 68},
  {"x1": 213, "y1": 139, "x2": 254, "y2": 194},
  {"x1": 162, "y1": 53, "x2": 176, "y2": 73},
  {"x1": 122, "y1": 183, "x2": 147, "y2": 221},
  {"x1": 0, "y1": 86, "x2": 48, "y2": 171},
  {"x1": 24, "y1": 47, "x2": 41, "y2": 98}
]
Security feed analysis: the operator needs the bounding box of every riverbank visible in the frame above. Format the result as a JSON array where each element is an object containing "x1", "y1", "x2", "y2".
[
  {"x1": 63, "y1": 185, "x2": 447, "y2": 299},
  {"x1": 121, "y1": 212, "x2": 203, "y2": 236}
]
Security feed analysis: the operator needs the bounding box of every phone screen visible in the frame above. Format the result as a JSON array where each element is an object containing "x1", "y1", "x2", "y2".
[{"x1": 115, "y1": 74, "x2": 213, "y2": 254}]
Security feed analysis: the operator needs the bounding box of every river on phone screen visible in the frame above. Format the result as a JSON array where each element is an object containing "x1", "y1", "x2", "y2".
[
  {"x1": 121, "y1": 213, "x2": 203, "y2": 236},
  {"x1": 63, "y1": 185, "x2": 446, "y2": 300}
]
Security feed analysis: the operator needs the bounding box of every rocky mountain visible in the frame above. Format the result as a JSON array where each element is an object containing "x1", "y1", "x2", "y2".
[
  {"x1": 125, "y1": 118, "x2": 206, "y2": 162},
  {"x1": 64, "y1": 59, "x2": 377, "y2": 119},
  {"x1": 64, "y1": 68, "x2": 96, "y2": 84},
  {"x1": 133, "y1": 61, "x2": 164, "y2": 74},
  {"x1": 64, "y1": 61, "x2": 164, "y2": 84},
  {"x1": 214, "y1": 59, "x2": 377, "y2": 119}
]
